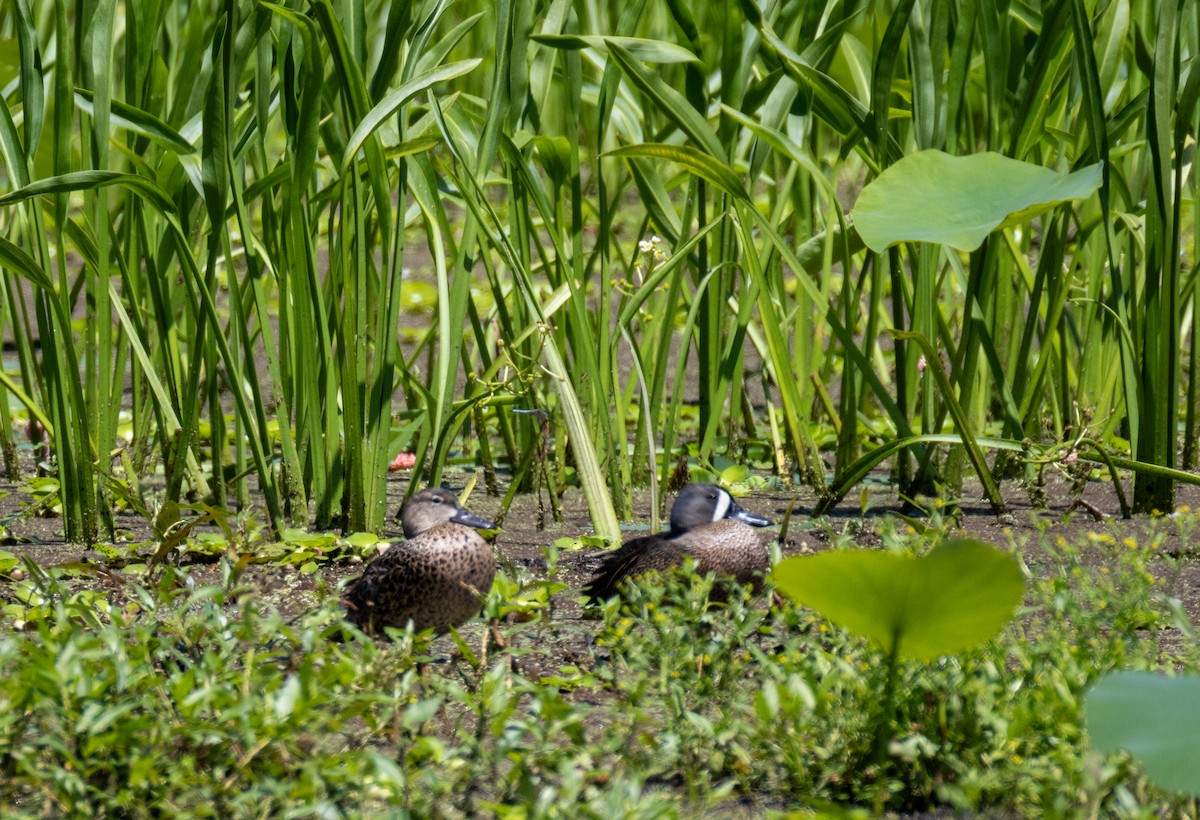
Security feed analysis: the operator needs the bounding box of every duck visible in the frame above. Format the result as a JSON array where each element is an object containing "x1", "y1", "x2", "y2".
[
  {"x1": 342, "y1": 487, "x2": 497, "y2": 635},
  {"x1": 581, "y1": 482, "x2": 774, "y2": 603}
]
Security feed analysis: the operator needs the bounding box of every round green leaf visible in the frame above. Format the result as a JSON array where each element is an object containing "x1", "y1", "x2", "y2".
[
  {"x1": 851, "y1": 150, "x2": 1103, "y2": 252},
  {"x1": 771, "y1": 538, "x2": 1024, "y2": 660},
  {"x1": 1086, "y1": 672, "x2": 1200, "y2": 795}
]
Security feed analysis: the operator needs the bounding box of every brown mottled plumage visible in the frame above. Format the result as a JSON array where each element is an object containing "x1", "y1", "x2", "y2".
[
  {"x1": 581, "y1": 483, "x2": 774, "y2": 603},
  {"x1": 343, "y1": 488, "x2": 496, "y2": 635}
]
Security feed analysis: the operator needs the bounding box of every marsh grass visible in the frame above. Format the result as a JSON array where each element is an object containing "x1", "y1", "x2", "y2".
[{"x1": 0, "y1": 1, "x2": 1195, "y2": 539}]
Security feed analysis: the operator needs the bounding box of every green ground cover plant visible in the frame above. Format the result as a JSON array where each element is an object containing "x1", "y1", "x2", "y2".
[{"x1": 3, "y1": 520, "x2": 1200, "y2": 816}]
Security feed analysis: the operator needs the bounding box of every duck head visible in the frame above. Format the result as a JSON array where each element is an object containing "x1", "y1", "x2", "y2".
[
  {"x1": 401, "y1": 488, "x2": 496, "y2": 538},
  {"x1": 669, "y1": 482, "x2": 773, "y2": 533}
]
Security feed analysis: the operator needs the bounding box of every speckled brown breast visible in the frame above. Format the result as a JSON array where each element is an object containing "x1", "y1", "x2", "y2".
[
  {"x1": 343, "y1": 522, "x2": 496, "y2": 634},
  {"x1": 672, "y1": 519, "x2": 770, "y2": 583}
]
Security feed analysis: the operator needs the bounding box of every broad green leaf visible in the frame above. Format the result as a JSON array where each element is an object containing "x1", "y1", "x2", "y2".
[
  {"x1": 533, "y1": 34, "x2": 699, "y2": 64},
  {"x1": 1086, "y1": 672, "x2": 1200, "y2": 795},
  {"x1": 772, "y1": 538, "x2": 1024, "y2": 660},
  {"x1": 851, "y1": 150, "x2": 1103, "y2": 252}
]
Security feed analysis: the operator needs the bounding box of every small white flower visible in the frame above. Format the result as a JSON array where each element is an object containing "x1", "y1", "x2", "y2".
[
  {"x1": 651, "y1": 235, "x2": 663, "y2": 245},
  {"x1": 638, "y1": 240, "x2": 653, "y2": 253}
]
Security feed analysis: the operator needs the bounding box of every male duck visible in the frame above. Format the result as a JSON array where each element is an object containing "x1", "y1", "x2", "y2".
[
  {"x1": 582, "y1": 482, "x2": 773, "y2": 603},
  {"x1": 343, "y1": 487, "x2": 496, "y2": 635}
]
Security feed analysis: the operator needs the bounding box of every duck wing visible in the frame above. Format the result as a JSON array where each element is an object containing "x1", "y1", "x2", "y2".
[
  {"x1": 341, "y1": 544, "x2": 422, "y2": 625},
  {"x1": 581, "y1": 534, "x2": 687, "y2": 604}
]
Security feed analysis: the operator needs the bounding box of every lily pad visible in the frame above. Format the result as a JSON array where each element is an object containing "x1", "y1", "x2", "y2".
[
  {"x1": 343, "y1": 532, "x2": 380, "y2": 549},
  {"x1": 400, "y1": 280, "x2": 437, "y2": 315},
  {"x1": 852, "y1": 150, "x2": 1103, "y2": 252},
  {"x1": 771, "y1": 538, "x2": 1024, "y2": 660},
  {"x1": 1085, "y1": 672, "x2": 1200, "y2": 795}
]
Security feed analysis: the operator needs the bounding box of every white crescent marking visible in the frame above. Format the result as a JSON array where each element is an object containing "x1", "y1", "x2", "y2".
[{"x1": 711, "y1": 489, "x2": 731, "y2": 522}]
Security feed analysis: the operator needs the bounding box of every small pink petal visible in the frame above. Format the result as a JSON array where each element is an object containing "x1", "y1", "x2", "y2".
[
  {"x1": 1063, "y1": 449, "x2": 1078, "y2": 464},
  {"x1": 389, "y1": 452, "x2": 417, "y2": 471},
  {"x1": 917, "y1": 355, "x2": 927, "y2": 374}
]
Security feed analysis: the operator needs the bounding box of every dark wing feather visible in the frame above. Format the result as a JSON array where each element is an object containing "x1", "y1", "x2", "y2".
[
  {"x1": 581, "y1": 534, "x2": 685, "y2": 604},
  {"x1": 341, "y1": 545, "x2": 418, "y2": 626}
]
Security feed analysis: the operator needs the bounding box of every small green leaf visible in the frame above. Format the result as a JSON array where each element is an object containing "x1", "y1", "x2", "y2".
[
  {"x1": 852, "y1": 150, "x2": 1103, "y2": 252},
  {"x1": 344, "y1": 532, "x2": 379, "y2": 548},
  {"x1": 719, "y1": 464, "x2": 750, "y2": 485},
  {"x1": 285, "y1": 532, "x2": 337, "y2": 550},
  {"x1": 1086, "y1": 672, "x2": 1200, "y2": 795},
  {"x1": 12, "y1": 581, "x2": 45, "y2": 607},
  {"x1": 402, "y1": 697, "x2": 444, "y2": 729},
  {"x1": 772, "y1": 538, "x2": 1024, "y2": 660},
  {"x1": 447, "y1": 626, "x2": 479, "y2": 667},
  {"x1": 274, "y1": 674, "x2": 302, "y2": 720}
]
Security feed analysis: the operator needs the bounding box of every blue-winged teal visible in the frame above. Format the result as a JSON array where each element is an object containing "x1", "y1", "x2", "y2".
[
  {"x1": 582, "y1": 482, "x2": 774, "y2": 603},
  {"x1": 343, "y1": 488, "x2": 497, "y2": 635}
]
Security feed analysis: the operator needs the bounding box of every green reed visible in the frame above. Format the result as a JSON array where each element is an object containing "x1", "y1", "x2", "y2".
[{"x1": 0, "y1": 0, "x2": 1195, "y2": 541}]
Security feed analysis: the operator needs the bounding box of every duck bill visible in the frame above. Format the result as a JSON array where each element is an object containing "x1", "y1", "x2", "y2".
[
  {"x1": 727, "y1": 499, "x2": 773, "y2": 527},
  {"x1": 451, "y1": 509, "x2": 497, "y2": 530}
]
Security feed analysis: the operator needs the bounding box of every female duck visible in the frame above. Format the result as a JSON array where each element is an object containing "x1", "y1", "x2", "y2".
[
  {"x1": 343, "y1": 488, "x2": 496, "y2": 635},
  {"x1": 582, "y1": 482, "x2": 773, "y2": 603}
]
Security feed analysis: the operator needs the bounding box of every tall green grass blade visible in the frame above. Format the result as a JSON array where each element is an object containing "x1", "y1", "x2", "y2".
[
  {"x1": 1132, "y1": 0, "x2": 1185, "y2": 512},
  {"x1": 892, "y1": 330, "x2": 1006, "y2": 514},
  {"x1": 604, "y1": 41, "x2": 725, "y2": 162}
]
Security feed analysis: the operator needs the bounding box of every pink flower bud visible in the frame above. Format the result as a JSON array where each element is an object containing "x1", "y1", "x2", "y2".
[{"x1": 388, "y1": 452, "x2": 417, "y2": 471}]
